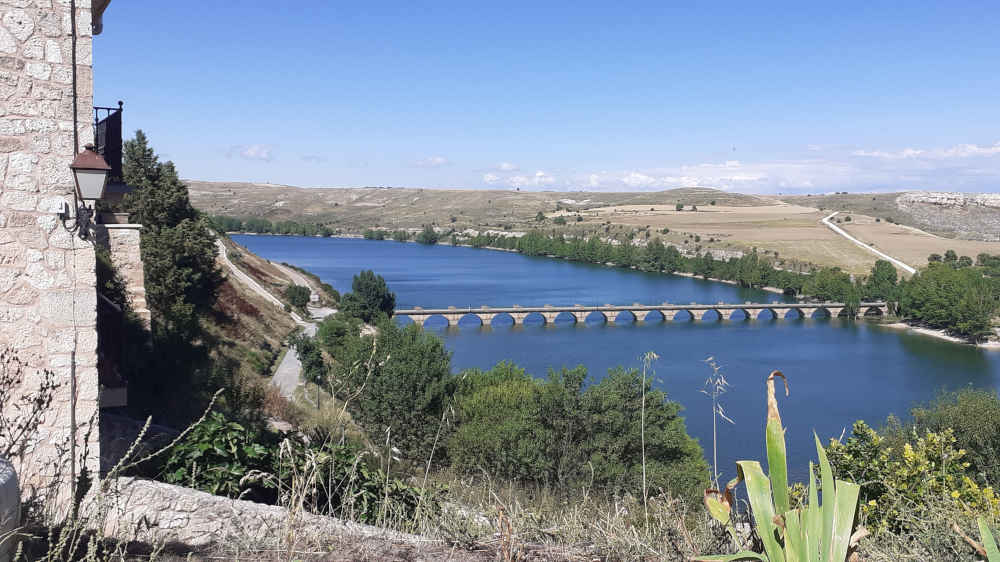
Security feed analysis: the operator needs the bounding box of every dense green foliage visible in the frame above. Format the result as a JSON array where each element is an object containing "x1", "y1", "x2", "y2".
[
  {"x1": 898, "y1": 259, "x2": 999, "y2": 340},
  {"x1": 339, "y1": 270, "x2": 396, "y2": 323},
  {"x1": 118, "y1": 132, "x2": 234, "y2": 424},
  {"x1": 124, "y1": 131, "x2": 221, "y2": 340},
  {"x1": 154, "y1": 411, "x2": 426, "y2": 524},
  {"x1": 332, "y1": 319, "x2": 453, "y2": 462},
  {"x1": 160, "y1": 412, "x2": 272, "y2": 500},
  {"x1": 885, "y1": 388, "x2": 1000, "y2": 487},
  {"x1": 283, "y1": 284, "x2": 311, "y2": 310},
  {"x1": 211, "y1": 214, "x2": 335, "y2": 237},
  {"x1": 291, "y1": 333, "x2": 325, "y2": 385},
  {"x1": 827, "y1": 420, "x2": 1000, "y2": 535},
  {"x1": 448, "y1": 361, "x2": 708, "y2": 500}
]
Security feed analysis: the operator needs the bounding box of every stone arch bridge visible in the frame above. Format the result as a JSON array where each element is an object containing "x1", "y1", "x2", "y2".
[{"x1": 394, "y1": 302, "x2": 889, "y2": 328}]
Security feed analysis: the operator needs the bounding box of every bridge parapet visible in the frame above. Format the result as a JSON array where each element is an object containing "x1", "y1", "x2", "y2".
[{"x1": 392, "y1": 301, "x2": 886, "y2": 328}]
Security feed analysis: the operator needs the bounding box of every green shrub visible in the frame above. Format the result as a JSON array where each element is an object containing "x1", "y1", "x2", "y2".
[
  {"x1": 160, "y1": 412, "x2": 273, "y2": 501},
  {"x1": 898, "y1": 388, "x2": 1000, "y2": 486},
  {"x1": 284, "y1": 284, "x2": 310, "y2": 310},
  {"x1": 340, "y1": 270, "x2": 396, "y2": 323},
  {"x1": 448, "y1": 362, "x2": 708, "y2": 501},
  {"x1": 316, "y1": 312, "x2": 362, "y2": 355},
  {"x1": 336, "y1": 320, "x2": 453, "y2": 463},
  {"x1": 827, "y1": 420, "x2": 1000, "y2": 535},
  {"x1": 554, "y1": 216, "x2": 567, "y2": 225}
]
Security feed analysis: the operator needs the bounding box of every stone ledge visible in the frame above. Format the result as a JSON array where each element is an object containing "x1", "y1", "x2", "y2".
[{"x1": 96, "y1": 477, "x2": 428, "y2": 551}]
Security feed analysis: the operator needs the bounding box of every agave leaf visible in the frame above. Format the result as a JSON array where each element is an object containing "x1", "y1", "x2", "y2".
[
  {"x1": 705, "y1": 488, "x2": 733, "y2": 525},
  {"x1": 978, "y1": 517, "x2": 1000, "y2": 561},
  {"x1": 783, "y1": 509, "x2": 806, "y2": 562},
  {"x1": 828, "y1": 480, "x2": 860, "y2": 562},
  {"x1": 738, "y1": 460, "x2": 785, "y2": 562},
  {"x1": 805, "y1": 461, "x2": 820, "y2": 559},
  {"x1": 693, "y1": 552, "x2": 768, "y2": 562},
  {"x1": 815, "y1": 434, "x2": 836, "y2": 561},
  {"x1": 766, "y1": 370, "x2": 790, "y2": 516}
]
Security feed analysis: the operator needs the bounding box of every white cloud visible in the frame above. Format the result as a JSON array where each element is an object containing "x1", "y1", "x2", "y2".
[
  {"x1": 301, "y1": 154, "x2": 326, "y2": 163},
  {"x1": 852, "y1": 141, "x2": 1000, "y2": 160},
  {"x1": 469, "y1": 139, "x2": 1000, "y2": 193},
  {"x1": 496, "y1": 161, "x2": 519, "y2": 171},
  {"x1": 507, "y1": 170, "x2": 555, "y2": 187},
  {"x1": 228, "y1": 144, "x2": 274, "y2": 162},
  {"x1": 416, "y1": 155, "x2": 450, "y2": 168}
]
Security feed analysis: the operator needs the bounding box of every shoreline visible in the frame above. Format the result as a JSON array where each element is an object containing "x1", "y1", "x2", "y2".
[
  {"x1": 231, "y1": 233, "x2": 999, "y2": 351},
  {"x1": 881, "y1": 322, "x2": 1000, "y2": 350}
]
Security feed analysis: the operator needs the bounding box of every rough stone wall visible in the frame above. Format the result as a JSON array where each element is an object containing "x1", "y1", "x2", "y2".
[
  {"x1": 0, "y1": 0, "x2": 100, "y2": 503},
  {"x1": 95, "y1": 223, "x2": 149, "y2": 326}
]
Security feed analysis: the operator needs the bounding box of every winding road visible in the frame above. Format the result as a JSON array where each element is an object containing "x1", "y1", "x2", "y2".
[{"x1": 215, "y1": 239, "x2": 332, "y2": 398}]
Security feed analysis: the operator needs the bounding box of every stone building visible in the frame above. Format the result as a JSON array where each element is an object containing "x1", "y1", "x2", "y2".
[{"x1": 0, "y1": 0, "x2": 122, "y2": 505}]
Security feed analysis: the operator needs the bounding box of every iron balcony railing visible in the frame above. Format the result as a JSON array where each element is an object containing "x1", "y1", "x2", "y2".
[{"x1": 94, "y1": 101, "x2": 123, "y2": 181}]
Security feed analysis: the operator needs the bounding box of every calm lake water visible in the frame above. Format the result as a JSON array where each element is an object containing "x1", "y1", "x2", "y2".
[{"x1": 234, "y1": 235, "x2": 1000, "y2": 480}]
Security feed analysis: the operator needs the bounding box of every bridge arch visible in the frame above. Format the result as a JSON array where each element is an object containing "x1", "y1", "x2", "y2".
[
  {"x1": 700, "y1": 309, "x2": 721, "y2": 322},
  {"x1": 727, "y1": 309, "x2": 750, "y2": 321},
  {"x1": 672, "y1": 310, "x2": 694, "y2": 322},
  {"x1": 584, "y1": 311, "x2": 608, "y2": 324},
  {"x1": 489, "y1": 312, "x2": 515, "y2": 327},
  {"x1": 457, "y1": 313, "x2": 484, "y2": 327},
  {"x1": 523, "y1": 311, "x2": 547, "y2": 325},
  {"x1": 421, "y1": 314, "x2": 450, "y2": 329},
  {"x1": 863, "y1": 305, "x2": 885, "y2": 317},
  {"x1": 643, "y1": 310, "x2": 665, "y2": 323},
  {"x1": 553, "y1": 311, "x2": 578, "y2": 324},
  {"x1": 613, "y1": 310, "x2": 637, "y2": 324}
]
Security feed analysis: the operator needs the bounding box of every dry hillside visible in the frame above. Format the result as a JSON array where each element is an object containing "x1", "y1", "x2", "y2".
[{"x1": 188, "y1": 181, "x2": 1000, "y2": 275}]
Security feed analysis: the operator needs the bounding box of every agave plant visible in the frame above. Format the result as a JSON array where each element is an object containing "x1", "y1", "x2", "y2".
[{"x1": 696, "y1": 371, "x2": 867, "y2": 562}]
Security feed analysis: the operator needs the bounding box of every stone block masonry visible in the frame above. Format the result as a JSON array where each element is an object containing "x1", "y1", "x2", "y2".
[{"x1": 0, "y1": 0, "x2": 100, "y2": 507}]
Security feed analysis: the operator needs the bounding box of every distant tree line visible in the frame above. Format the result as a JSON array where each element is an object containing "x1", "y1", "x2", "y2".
[{"x1": 211, "y1": 215, "x2": 336, "y2": 237}]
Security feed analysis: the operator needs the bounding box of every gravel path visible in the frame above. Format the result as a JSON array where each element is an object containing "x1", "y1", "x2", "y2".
[
  {"x1": 215, "y1": 239, "x2": 333, "y2": 398},
  {"x1": 821, "y1": 212, "x2": 916, "y2": 274}
]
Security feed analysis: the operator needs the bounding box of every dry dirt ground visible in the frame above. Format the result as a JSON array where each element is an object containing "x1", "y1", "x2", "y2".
[
  {"x1": 559, "y1": 202, "x2": 880, "y2": 272},
  {"x1": 835, "y1": 214, "x2": 999, "y2": 267}
]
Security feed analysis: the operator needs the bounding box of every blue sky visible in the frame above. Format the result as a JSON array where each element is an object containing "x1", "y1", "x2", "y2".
[{"x1": 95, "y1": 2, "x2": 1000, "y2": 193}]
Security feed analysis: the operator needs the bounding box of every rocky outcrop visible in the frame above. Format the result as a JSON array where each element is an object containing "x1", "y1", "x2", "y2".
[{"x1": 896, "y1": 192, "x2": 1000, "y2": 241}]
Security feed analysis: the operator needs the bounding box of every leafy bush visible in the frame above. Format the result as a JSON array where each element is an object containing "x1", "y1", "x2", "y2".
[
  {"x1": 826, "y1": 420, "x2": 1000, "y2": 535},
  {"x1": 553, "y1": 216, "x2": 567, "y2": 225},
  {"x1": 316, "y1": 312, "x2": 362, "y2": 354},
  {"x1": 893, "y1": 388, "x2": 1000, "y2": 486},
  {"x1": 160, "y1": 412, "x2": 273, "y2": 501},
  {"x1": 336, "y1": 320, "x2": 453, "y2": 463},
  {"x1": 339, "y1": 270, "x2": 396, "y2": 323},
  {"x1": 284, "y1": 284, "x2": 310, "y2": 310},
  {"x1": 448, "y1": 362, "x2": 709, "y2": 501}
]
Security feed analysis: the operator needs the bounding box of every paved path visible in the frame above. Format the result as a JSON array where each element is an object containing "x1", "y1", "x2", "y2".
[
  {"x1": 215, "y1": 239, "x2": 333, "y2": 398},
  {"x1": 821, "y1": 212, "x2": 916, "y2": 274}
]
